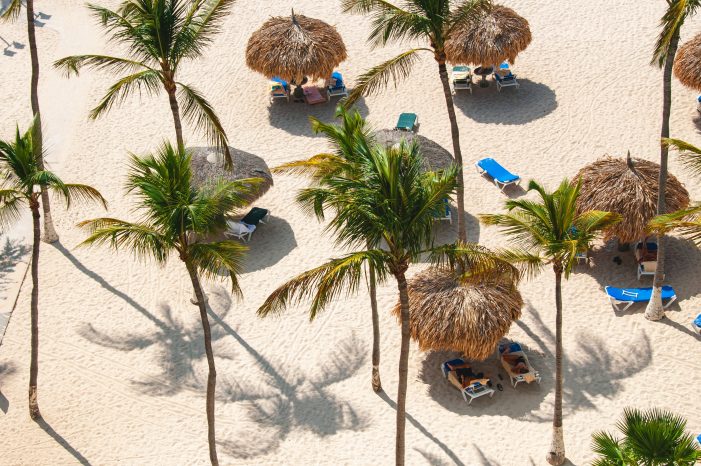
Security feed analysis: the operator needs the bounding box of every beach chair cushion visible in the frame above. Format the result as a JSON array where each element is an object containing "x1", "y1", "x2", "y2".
[
  {"x1": 606, "y1": 285, "x2": 675, "y2": 303},
  {"x1": 693, "y1": 314, "x2": 701, "y2": 327},
  {"x1": 396, "y1": 113, "x2": 417, "y2": 131},
  {"x1": 330, "y1": 71, "x2": 344, "y2": 87},
  {"x1": 499, "y1": 342, "x2": 522, "y2": 353},
  {"x1": 271, "y1": 76, "x2": 289, "y2": 90},
  {"x1": 476, "y1": 158, "x2": 520, "y2": 184},
  {"x1": 303, "y1": 86, "x2": 326, "y2": 105},
  {"x1": 241, "y1": 207, "x2": 269, "y2": 226}
]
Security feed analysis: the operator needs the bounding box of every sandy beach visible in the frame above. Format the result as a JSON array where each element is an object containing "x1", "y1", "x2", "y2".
[{"x1": 1, "y1": 0, "x2": 700, "y2": 464}]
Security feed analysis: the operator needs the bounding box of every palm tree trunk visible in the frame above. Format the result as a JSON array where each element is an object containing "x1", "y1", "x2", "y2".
[
  {"x1": 547, "y1": 265, "x2": 565, "y2": 465},
  {"x1": 25, "y1": 0, "x2": 57, "y2": 244},
  {"x1": 645, "y1": 31, "x2": 679, "y2": 321},
  {"x1": 369, "y1": 260, "x2": 381, "y2": 392},
  {"x1": 29, "y1": 200, "x2": 41, "y2": 420},
  {"x1": 185, "y1": 260, "x2": 219, "y2": 466},
  {"x1": 165, "y1": 78, "x2": 185, "y2": 150},
  {"x1": 437, "y1": 60, "x2": 466, "y2": 243},
  {"x1": 394, "y1": 267, "x2": 411, "y2": 466}
]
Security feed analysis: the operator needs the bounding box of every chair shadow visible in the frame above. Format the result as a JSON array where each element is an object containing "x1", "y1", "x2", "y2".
[
  {"x1": 35, "y1": 417, "x2": 91, "y2": 465},
  {"x1": 0, "y1": 362, "x2": 15, "y2": 414},
  {"x1": 267, "y1": 97, "x2": 369, "y2": 136},
  {"x1": 378, "y1": 391, "x2": 465, "y2": 466},
  {"x1": 454, "y1": 79, "x2": 557, "y2": 125}
]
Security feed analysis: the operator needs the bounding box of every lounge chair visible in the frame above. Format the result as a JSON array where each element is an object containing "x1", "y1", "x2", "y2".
[
  {"x1": 395, "y1": 112, "x2": 418, "y2": 132},
  {"x1": 498, "y1": 61, "x2": 510, "y2": 74},
  {"x1": 241, "y1": 207, "x2": 270, "y2": 226},
  {"x1": 327, "y1": 71, "x2": 348, "y2": 98},
  {"x1": 226, "y1": 220, "x2": 255, "y2": 242},
  {"x1": 635, "y1": 241, "x2": 660, "y2": 280},
  {"x1": 475, "y1": 157, "x2": 521, "y2": 192},
  {"x1": 432, "y1": 198, "x2": 452, "y2": 224},
  {"x1": 303, "y1": 86, "x2": 326, "y2": 105},
  {"x1": 605, "y1": 285, "x2": 677, "y2": 312},
  {"x1": 692, "y1": 314, "x2": 701, "y2": 334},
  {"x1": 451, "y1": 65, "x2": 472, "y2": 93},
  {"x1": 697, "y1": 95, "x2": 701, "y2": 113},
  {"x1": 498, "y1": 342, "x2": 541, "y2": 388},
  {"x1": 494, "y1": 72, "x2": 519, "y2": 91},
  {"x1": 441, "y1": 358, "x2": 494, "y2": 405},
  {"x1": 269, "y1": 77, "x2": 290, "y2": 102}
]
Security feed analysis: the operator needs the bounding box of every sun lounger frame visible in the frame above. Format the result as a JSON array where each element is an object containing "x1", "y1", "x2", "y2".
[
  {"x1": 225, "y1": 220, "x2": 254, "y2": 242},
  {"x1": 494, "y1": 73, "x2": 519, "y2": 91},
  {"x1": 475, "y1": 158, "x2": 521, "y2": 193},
  {"x1": 451, "y1": 66, "x2": 472, "y2": 94},
  {"x1": 605, "y1": 286, "x2": 677, "y2": 312},
  {"x1": 499, "y1": 344, "x2": 541, "y2": 388},
  {"x1": 440, "y1": 360, "x2": 495, "y2": 405}
]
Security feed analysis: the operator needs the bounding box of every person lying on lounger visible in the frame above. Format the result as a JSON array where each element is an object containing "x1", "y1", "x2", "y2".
[
  {"x1": 446, "y1": 361, "x2": 490, "y2": 388},
  {"x1": 501, "y1": 347, "x2": 530, "y2": 374}
]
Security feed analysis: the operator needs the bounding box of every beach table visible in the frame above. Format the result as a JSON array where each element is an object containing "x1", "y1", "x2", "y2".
[{"x1": 474, "y1": 66, "x2": 494, "y2": 87}]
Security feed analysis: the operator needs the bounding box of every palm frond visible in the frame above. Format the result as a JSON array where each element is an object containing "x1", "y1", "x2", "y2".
[
  {"x1": 78, "y1": 217, "x2": 170, "y2": 264},
  {"x1": 0, "y1": 189, "x2": 26, "y2": 230},
  {"x1": 176, "y1": 81, "x2": 231, "y2": 168},
  {"x1": 591, "y1": 431, "x2": 626, "y2": 466},
  {"x1": 53, "y1": 54, "x2": 152, "y2": 77},
  {"x1": 652, "y1": 0, "x2": 701, "y2": 67},
  {"x1": 664, "y1": 137, "x2": 701, "y2": 179},
  {"x1": 0, "y1": 0, "x2": 21, "y2": 22},
  {"x1": 448, "y1": 0, "x2": 491, "y2": 34},
  {"x1": 172, "y1": 0, "x2": 236, "y2": 65},
  {"x1": 427, "y1": 241, "x2": 524, "y2": 285},
  {"x1": 272, "y1": 153, "x2": 350, "y2": 179},
  {"x1": 189, "y1": 240, "x2": 247, "y2": 297},
  {"x1": 258, "y1": 250, "x2": 390, "y2": 320},
  {"x1": 342, "y1": 48, "x2": 428, "y2": 107},
  {"x1": 89, "y1": 69, "x2": 163, "y2": 119}
]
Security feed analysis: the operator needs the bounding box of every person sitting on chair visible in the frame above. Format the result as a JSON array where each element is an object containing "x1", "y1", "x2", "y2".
[{"x1": 502, "y1": 347, "x2": 529, "y2": 374}]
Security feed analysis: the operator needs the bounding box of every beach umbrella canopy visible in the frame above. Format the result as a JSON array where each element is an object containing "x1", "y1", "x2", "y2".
[
  {"x1": 374, "y1": 129, "x2": 454, "y2": 172},
  {"x1": 245, "y1": 10, "x2": 347, "y2": 84},
  {"x1": 574, "y1": 154, "x2": 690, "y2": 244},
  {"x1": 189, "y1": 146, "x2": 273, "y2": 203},
  {"x1": 674, "y1": 33, "x2": 701, "y2": 91},
  {"x1": 391, "y1": 268, "x2": 523, "y2": 361},
  {"x1": 445, "y1": 4, "x2": 531, "y2": 66}
]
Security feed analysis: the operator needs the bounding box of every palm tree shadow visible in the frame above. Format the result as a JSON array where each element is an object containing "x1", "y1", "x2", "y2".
[
  {"x1": 378, "y1": 391, "x2": 465, "y2": 466},
  {"x1": 267, "y1": 98, "x2": 369, "y2": 136},
  {"x1": 0, "y1": 234, "x2": 29, "y2": 294},
  {"x1": 0, "y1": 362, "x2": 15, "y2": 414},
  {"x1": 35, "y1": 417, "x2": 91, "y2": 465},
  {"x1": 454, "y1": 79, "x2": 557, "y2": 125}
]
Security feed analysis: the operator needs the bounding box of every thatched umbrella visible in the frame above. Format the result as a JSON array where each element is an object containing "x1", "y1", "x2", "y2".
[
  {"x1": 391, "y1": 268, "x2": 523, "y2": 361},
  {"x1": 245, "y1": 10, "x2": 347, "y2": 85},
  {"x1": 574, "y1": 154, "x2": 690, "y2": 244},
  {"x1": 189, "y1": 146, "x2": 273, "y2": 203},
  {"x1": 674, "y1": 32, "x2": 701, "y2": 91},
  {"x1": 445, "y1": 4, "x2": 531, "y2": 67},
  {"x1": 374, "y1": 129, "x2": 454, "y2": 172}
]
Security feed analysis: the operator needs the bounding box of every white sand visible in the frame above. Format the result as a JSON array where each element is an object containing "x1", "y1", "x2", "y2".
[{"x1": 1, "y1": 0, "x2": 701, "y2": 464}]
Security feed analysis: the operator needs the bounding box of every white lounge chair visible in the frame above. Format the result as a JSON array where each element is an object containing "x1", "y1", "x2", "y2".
[
  {"x1": 451, "y1": 65, "x2": 472, "y2": 94},
  {"x1": 498, "y1": 342, "x2": 541, "y2": 388},
  {"x1": 226, "y1": 220, "x2": 255, "y2": 242},
  {"x1": 635, "y1": 241, "x2": 660, "y2": 280},
  {"x1": 441, "y1": 359, "x2": 494, "y2": 405}
]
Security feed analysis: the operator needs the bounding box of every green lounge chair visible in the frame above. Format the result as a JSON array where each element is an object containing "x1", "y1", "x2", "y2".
[
  {"x1": 241, "y1": 207, "x2": 270, "y2": 226},
  {"x1": 395, "y1": 113, "x2": 418, "y2": 132}
]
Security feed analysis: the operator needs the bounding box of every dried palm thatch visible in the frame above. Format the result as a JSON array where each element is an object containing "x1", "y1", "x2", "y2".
[
  {"x1": 374, "y1": 129, "x2": 454, "y2": 172},
  {"x1": 445, "y1": 4, "x2": 531, "y2": 66},
  {"x1": 245, "y1": 10, "x2": 347, "y2": 84},
  {"x1": 391, "y1": 268, "x2": 523, "y2": 361},
  {"x1": 575, "y1": 154, "x2": 690, "y2": 244},
  {"x1": 189, "y1": 146, "x2": 273, "y2": 203},
  {"x1": 674, "y1": 32, "x2": 701, "y2": 91}
]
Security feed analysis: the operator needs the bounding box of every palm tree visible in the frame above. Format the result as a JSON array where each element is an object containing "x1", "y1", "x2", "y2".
[
  {"x1": 273, "y1": 107, "x2": 386, "y2": 391},
  {"x1": 1, "y1": 0, "x2": 59, "y2": 243},
  {"x1": 0, "y1": 119, "x2": 106, "y2": 419},
  {"x1": 592, "y1": 407, "x2": 700, "y2": 466},
  {"x1": 646, "y1": 0, "x2": 701, "y2": 320},
  {"x1": 54, "y1": 0, "x2": 234, "y2": 167},
  {"x1": 259, "y1": 140, "x2": 519, "y2": 465},
  {"x1": 78, "y1": 142, "x2": 256, "y2": 466},
  {"x1": 341, "y1": 0, "x2": 491, "y2": 243},
  {"x1": 480, "y1": 179, "x2": 620, "y2": 466}
]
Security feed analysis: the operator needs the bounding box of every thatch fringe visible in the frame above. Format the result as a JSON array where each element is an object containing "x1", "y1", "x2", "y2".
[{"x1": 674, "y1": 32, "x2": 701, "y2": 91}]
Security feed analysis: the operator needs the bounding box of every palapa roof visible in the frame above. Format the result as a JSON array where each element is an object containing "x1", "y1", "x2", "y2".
[
  {"x1": 391, "y1": 268, "x2": 523, "y2": 361},
  {"x1": 674, "y1": 32, "x2": 701, "y2": 91},
  {"x1": 189, "y1": 146, "x2": 273, "y2": 203},
  {"x1": 445, "y1": 4, "x2": 531, "y2": 66},
  {"x1": 574, "y1": 154, "x2": 690, "y2": 244},
  {"x1": 245, "y1": 10, "x2": 347, "y2": 83},
  {"x1": 374, "y1": 129, "x2": 454, "y2": 172}
]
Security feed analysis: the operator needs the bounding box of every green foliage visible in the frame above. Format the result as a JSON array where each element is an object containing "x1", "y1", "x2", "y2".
[
  {"x1": 591, "y1": 408, "x2": 700, "y2": 466},
  {"x1": 652, "y1": 0, "x2": 701, "y2": 67},
  {"x1": 0, "y1": 0, "x2": 22, "y2": 22}
]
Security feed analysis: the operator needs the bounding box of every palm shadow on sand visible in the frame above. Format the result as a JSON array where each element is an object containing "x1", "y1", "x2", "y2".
[
  {"x1": 0, "y1": 362, "x2": 15, "y2": 414},
  {"x1": 453, "y1": 79, "x2": 557, "y2": 125},
  {"x1": 267, "y1": 98, "x2": 369, "y2": 136},
  {"x1": 0, "y1": 234, "x2": 29, "y2": 294}
]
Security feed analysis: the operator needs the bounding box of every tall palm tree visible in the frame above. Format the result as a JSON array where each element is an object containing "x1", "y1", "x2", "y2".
[
  {"x1": 273, "y1": 107, "x2": 386, "y2": 391},
  {"x1": 342, "y1": 0, "x2": 491, "y2": 243},
  {"x1": 480, "y1": 179, "x2": 620, "y2": 466},
  {"x1": 592, "y1": 407, "x2": 700, "y2": 466},
  {"x1": 646, "y1": 0, "x2": 701, "y2": 320},
  {"x1": 1, "y1": 0, "x2": 59, "y2": 243},
  {"x1": 259, "y1": 140, "x2": 519, "y2": 465},
  {"x1": 54, "y1": 0, "x2": 235, "y2": 167},
  {"x1": 0, "y1": 119, "x2": 106, "y2": 419},
  {"x1": 78, "y1": 142, "x2": 257, "y2": 466}
]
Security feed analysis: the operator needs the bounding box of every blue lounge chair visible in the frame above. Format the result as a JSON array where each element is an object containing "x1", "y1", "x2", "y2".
[
  {"x1": 475, "y1": 157, "x2": 521, "y2": 192},
  {"x1": 692, "y1": 314, "x2": 701, "y2": 334},
  {"x1": 605, "y1": 285, "x2": 677, "y2": 312},
  {"x1": 499, "y1": 61, "x2": 510, "y2": 73},
  {"x1": 327, "y1": 71, "x2": 348, "y2": 98},
  {"x1": 270, "y1": 76, "x2": 290, "y2": 102},
  {"x1": 441, "y1": 358, "x2": 494, "y2": 404},
  {"x1": 432, "y1": 198, "x2": 452, "y2": 224},
  {"x1": 395, "y1": 113, "x2": 418, "y2": 132},
  {"x1": 494, "y1": 72, "x2": 519, "y2": 91}
]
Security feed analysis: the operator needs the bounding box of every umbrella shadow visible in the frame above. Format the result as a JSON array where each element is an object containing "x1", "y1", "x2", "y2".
[
  {"x1": 0, "y1": 234, "x2": 29, "y2": 294},
  {"x1": 240, "y1": 216, "x2": 297, "y2": 273},
  {"x1": 267, "y1": 97, "x2": 369, "y2": 136},
  {"x1": 0, "y1": 362, "x2": 15, "y2": 414},
  {"x1": 454, "y1": 79, "x2": 557, "y2": 125}
]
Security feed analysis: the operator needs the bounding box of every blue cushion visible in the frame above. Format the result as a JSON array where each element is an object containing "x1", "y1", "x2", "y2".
[
  {"x1": 331, "y1": 71, "x2": 343, "y2": 83},
  {"x1": 605, "y1": 285, "x2": 676, "y2": 303},
  {"x1": 271, "y1": 76, "x2": 289, "y2": 90},
  {"x1": 476, "y1": 158, "x2": 520, "y2": 183},
  {"x1": 694, "y1": 314, "x2": 701, "y2": 326}
]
